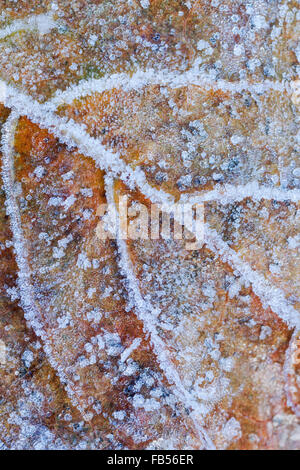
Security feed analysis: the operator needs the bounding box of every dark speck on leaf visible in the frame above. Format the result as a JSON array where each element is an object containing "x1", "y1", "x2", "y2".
[
  {"x1": 193, "y1": 176, "x2": 207, "y2": 186},
  {"x1": 152, "y1": 33, "x2": 160, "y2": 42}
]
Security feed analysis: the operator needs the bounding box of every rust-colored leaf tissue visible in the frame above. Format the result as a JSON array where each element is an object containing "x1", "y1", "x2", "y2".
[{"x1": 0, "y1": 0, "x2": 299, "y2": 451}]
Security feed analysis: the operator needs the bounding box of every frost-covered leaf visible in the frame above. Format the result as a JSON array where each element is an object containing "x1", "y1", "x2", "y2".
[{"x1": 0, "y1": 0, "x2": 299, "y2": 450}]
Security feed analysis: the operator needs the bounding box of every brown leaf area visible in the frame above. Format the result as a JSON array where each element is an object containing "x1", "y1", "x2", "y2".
[
  {"x1": 0, "y1": 106, "x2": 93, "y2": 450},
  {"x1": 1, "y1": 114, "x2": 202, "y2": 449},
  {"x1": 0, "y1": 0, "x2": 299, "y2": 450}
]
